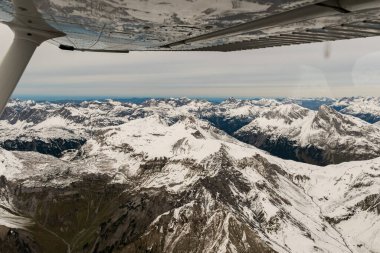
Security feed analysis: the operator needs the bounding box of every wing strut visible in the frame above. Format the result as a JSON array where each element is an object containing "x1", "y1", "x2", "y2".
[
  {"x1": 0, "y1": 31, "x2": 38, "y2": 114},
  {"x1": 0, "y1": 0, "x2": 64, "y2": 114}
]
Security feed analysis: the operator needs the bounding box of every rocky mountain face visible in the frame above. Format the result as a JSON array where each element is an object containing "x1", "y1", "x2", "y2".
[
  {"x1": 0, "y1": 98, "x2": 380, "y2": 252},
  {"x1": 235, "y1": 104, "x2": 380, "y2": 166}
]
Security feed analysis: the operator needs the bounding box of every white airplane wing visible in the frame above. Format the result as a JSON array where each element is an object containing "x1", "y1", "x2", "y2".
[
  {"x1": 1, "y1": 0, "x2": 380, "y2": 53},
  {"x1": 1, "y1": 0, "x2": 380, "y2": 113}
]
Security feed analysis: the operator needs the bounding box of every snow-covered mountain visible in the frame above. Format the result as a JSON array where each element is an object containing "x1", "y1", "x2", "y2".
[
  {"x1": 0, "y1": 111, "x2": 379, "y2": 253},
  {"x1": 235, "y1": 104, "x2": 380, "y2": 165},
  {"x1": 332, "y1": 97, "x2": 380, "y2": 124},
  {"x1": 3, "y1": 98, "x2": 380, "y2": 164},
  {"x1": 0, "y1": 97, "x2": 272, "y2": 156},
  {"x1": 287, "y1": 159, "x2": 380, "y2": 252},
  {"x1": 279, "y1": 97, "x2": 336, "y2": 110},
  {"x1": 199, "y1": 97, "x2": 280, "y2": 134},
  {"x1": 0, "y1": 98, "x2": 380, "y2": 253}
]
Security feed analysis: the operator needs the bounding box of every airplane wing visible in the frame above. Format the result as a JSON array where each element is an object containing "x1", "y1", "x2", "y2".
[
  {"x1": 1, "y1": 0, "x2": 380, "y2": 53},
  {"x1": 1, "y1": 0, "x2": 380, "y2": 114}
]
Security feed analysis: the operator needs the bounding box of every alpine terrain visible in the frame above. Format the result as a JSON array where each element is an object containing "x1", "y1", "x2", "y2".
[{"x1": 0, "y1": 98, "x2": 379, "y2": 253}]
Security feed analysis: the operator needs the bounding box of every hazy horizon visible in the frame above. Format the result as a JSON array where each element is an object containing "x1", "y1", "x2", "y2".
[
  {"x1": 2, "y1": 24, "x2": 380, "y2": 98},
  {"x1": 9, "y1": 94, "x2": 366, "y2": 102}
]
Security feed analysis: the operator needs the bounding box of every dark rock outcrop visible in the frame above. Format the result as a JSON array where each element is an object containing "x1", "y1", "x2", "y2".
[{"x1": 0, "y1": 138, "x2": 86, "y2": 158}]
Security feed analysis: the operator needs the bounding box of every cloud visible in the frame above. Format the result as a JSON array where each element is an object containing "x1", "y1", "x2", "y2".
[{"x1": 1, "y1": 23, "x2": 380, "y2": 98}]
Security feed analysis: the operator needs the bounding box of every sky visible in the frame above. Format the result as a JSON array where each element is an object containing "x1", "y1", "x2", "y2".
[{"x1": 2, "y1": 24, "x2": 380, "y2": 98}]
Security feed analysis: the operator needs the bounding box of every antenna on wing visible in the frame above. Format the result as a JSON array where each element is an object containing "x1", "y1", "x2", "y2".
[{"x1": 324, "y1": 42, "x2": 331, "y2": 59}]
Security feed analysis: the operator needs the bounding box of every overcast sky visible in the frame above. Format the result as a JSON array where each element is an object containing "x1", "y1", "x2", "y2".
[{"x1": 1, "y1": 24, "x2": 380, "y2": 98}]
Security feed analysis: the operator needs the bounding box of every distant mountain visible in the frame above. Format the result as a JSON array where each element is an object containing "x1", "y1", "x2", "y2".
[
  {"x1": 3, "y1": 98, "x2": 380, "y2": 166},
  {"x1": 279, "y1": 97, "x2": 336, "y2": 110},
  {"x1": 0, "y1": 98, "x2": 270, "y2": 155},
  {"x1": 199, "y1": 97, "x2": 280, "y2": 134},
  {"x1": 234, "y1": 104, "x2": 380, "y2": 165},
  {"x1": 0, "y1": 111, "x2": 379, "y2": 253},
  {"x1": 332, "y1": 97, "x2": 380, "y2": 123}
]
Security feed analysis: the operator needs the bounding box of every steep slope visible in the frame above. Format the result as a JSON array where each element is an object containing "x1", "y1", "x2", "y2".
[
  {"x1": 235, "y1": 104, "x2": 380, "y2": 165},
  {"x1": 283, "y1": 158, "x2": 380, "y2": 253}
]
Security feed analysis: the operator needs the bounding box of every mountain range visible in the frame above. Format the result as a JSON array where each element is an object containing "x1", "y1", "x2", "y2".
[
  {"x1": 0, "y1": 97, "x2": 379, "y2": 253},
  {"x1": 235, "y1": 104, "x2": 380, "y2": 165}
]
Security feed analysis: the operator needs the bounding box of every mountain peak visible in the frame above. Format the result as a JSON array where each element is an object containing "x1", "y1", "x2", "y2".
[
  {"x1": 260, "y1": 103, "x2": 311, "y2": 123},
  {"x1": 316, "y1": 104, "x2": 341, "y2": 118},
  {"x1": 314, "y1": 105, "x2": 357, "y2": 128},
  {"x1": 222, "y1": 97, "x2": 240, "y2": 104},
  {"x1": 318, "y1": 104, "x2": 337, "y2": 113}
]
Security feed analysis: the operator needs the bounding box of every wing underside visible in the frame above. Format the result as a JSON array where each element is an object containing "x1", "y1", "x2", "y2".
[
  {"x1": 194, "y1": 19, "x2": 380, "y2": 52},
  {"x1": 1, "y1": 0, "x2": 380, "y2": 52}
]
